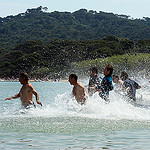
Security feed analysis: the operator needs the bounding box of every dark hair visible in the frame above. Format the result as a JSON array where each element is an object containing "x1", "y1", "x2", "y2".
[
  {"x1": 20, "y1": 72, "x2": 29, "y2": 81},
  {"x1": 120, "y1": 71, "x2": 128, "y2": 79},
  {"x1": 113, "y1": 74, "x2": 119, "y2": 79},
  {"x1": 90, "y1": 67, "x2": 98, "y2": 74},
  {"x1": 69, "y1": 74, "x2": 78, "y2": 81},
  {"x1": 106, "y1": 64, "x2": 113, "y2": 76}
]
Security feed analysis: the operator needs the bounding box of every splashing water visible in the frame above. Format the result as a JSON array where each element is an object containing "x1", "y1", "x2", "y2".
[
  {"x1": 1, "y1": 78, "x2": 150, "y2": 120},
  {"x1": 0, "y1": 79, "x2": 150, "y2": 149}
]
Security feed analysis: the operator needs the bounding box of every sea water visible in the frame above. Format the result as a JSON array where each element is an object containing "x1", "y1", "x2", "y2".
[{"x1": 0, "y1": 79, "x2": 150, "y2": 150}]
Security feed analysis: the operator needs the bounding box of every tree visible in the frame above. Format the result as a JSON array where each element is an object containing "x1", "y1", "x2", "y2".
[{"x1": 42, "y1": 7, "x2": 48, "y2": 12}]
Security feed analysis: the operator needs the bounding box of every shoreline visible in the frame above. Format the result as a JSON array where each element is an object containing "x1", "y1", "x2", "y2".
[{"x1": 0, "y1": 79, "x2": 68, "y2": 82}]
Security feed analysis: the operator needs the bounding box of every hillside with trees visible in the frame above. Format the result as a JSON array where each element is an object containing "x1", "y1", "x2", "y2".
[
  {"x1": 0, "y1": 6, "x2": 150, "y2": 50},
  {"x1": 0, "y1": 6, "x2": 150, "y2": 79},
  {"x1": 0, "y1": 36, "x2": 150, "y2": 78}
]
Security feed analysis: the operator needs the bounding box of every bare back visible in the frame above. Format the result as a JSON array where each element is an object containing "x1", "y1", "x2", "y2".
[{"x1": 72, "y1": 82, "x2": 87, "y2": 104}]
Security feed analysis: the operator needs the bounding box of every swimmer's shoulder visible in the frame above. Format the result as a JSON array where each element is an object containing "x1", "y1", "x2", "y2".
[
  {"x1": 77, "y1": 82, "x2": 85, "y2": 88},
  {"x1": 26, "y1": 82, "x2": 34, "y2": 90}
]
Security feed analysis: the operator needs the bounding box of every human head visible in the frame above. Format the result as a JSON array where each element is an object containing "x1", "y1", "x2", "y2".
[
  {"x1": 120, "y1": 71, "x2": 128, "y2": 81},
  {"x1": 104, "y1": 64, "x2": 113, "y2": 76},
  {"x1": 19, "y1": 72, "x2": 29, "y2": 84},
  {"x1": 69, "y1": 74, "x2": 78, "y2": 85},
  {"x1": 89, "y1": 67, "x2": 98, "y2": 76},
  {"x1": 113, "y1": 74, "x2": 119, "y2": 83}
]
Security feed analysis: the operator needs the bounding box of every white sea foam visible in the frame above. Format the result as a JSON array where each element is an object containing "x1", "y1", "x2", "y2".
[
  {"x1": 1, "y1": 78, "x2": 150, "y2": 121},
  {"x1": 21, "y1": 90, "x2": 150, "y2": 122}
]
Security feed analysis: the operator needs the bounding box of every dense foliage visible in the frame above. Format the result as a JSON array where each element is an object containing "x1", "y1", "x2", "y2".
[
  {"x1": 0, "y1": 36, "x2": 150, "y2": 78},
  {"x1": 0, "y1": 6, "x2": 150, "y2": 50},
  {"x1": 72, "y1": 53, "x2": 150, "y2": 78}
]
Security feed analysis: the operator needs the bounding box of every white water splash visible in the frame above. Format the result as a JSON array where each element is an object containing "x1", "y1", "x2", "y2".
[{"x1": 1, "y1": 78, "x2": 150, "y2": 121}]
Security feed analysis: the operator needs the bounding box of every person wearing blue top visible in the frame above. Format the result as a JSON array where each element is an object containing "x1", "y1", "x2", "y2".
[{"x1": 96, "y1": 64, "x2": 114, "y2": 101}]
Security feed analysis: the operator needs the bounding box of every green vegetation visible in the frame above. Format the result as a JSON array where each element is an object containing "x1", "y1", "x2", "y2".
[
  {"x1": 0, "y1": 36, "x2": 150, "y2": 78},
  {"x1": 0, "y1": 7, "x2": 150, "y2": 78},
  {"x1": 72, "y1": 53, "x2": 150, "y2": 77},
  {"x1": 0, "y1": 6, "x2": 150, "y2": 49}
]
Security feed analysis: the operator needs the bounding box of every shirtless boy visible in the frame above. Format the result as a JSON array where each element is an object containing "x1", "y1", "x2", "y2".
[
  {"x1": 69, "y1": 74, "x2": 88, "y2": 105},
  {"x1": 5, "y1": 72, "x2": 43, "y2": 108}
]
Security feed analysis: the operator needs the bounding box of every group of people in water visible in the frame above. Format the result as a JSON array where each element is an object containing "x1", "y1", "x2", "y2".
[
  {"x1": 5, "y1": 64, "x2": 142, "y2": 109},
  {"x1": 69, "y1": 64, "x2": 141, "y2": 105}
]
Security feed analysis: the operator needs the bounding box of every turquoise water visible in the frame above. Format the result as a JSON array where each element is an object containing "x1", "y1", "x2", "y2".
[{"x1": 0, "y1": 80, "x2": 150, "y2": 149}]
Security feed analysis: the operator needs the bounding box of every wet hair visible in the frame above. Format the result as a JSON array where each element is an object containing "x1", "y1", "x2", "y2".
[
  {"x1": 69, "y1": 74, "x2": 78, "y2": 81},
  {"x1": 20, "y1": 72, "x2": 29, "y2": 81},
  {"x1": 89, "y1": 67, "x2": 98, "y2": 74},
  {"x1": 113, "y1": 74, "x2": 119, "y2": 79},
  {"x1": 120, "y1": 71, "x2": 128, "y2": 79},
  {"x1": 106, "y1": 64, "x2": 113, "y2": 76}
]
